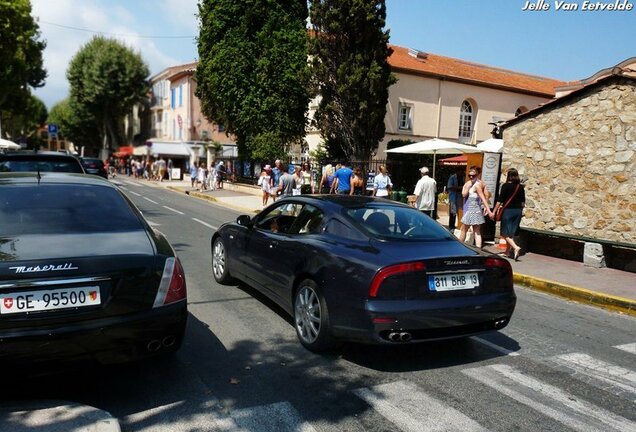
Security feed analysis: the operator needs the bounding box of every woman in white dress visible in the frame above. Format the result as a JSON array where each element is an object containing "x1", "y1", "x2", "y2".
[
  {"x1": 258, "y1": 165, "x2": 274, "y2": 206},
  {"x1": 458, "y1": 166, "x2": 493, "y2": 248}
]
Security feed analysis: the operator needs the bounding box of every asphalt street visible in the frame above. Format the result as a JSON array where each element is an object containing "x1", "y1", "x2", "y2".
[{"x1": 4, "y1": 177, "x2": 635, "y2": 432}]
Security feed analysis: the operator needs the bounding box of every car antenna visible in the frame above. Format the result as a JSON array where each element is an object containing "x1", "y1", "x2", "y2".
[{"x1": 37, "y1": 166, "x2": 42, "y2": 184}]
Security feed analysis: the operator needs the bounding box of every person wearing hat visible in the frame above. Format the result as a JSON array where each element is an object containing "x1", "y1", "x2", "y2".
[
  {"x1": 413, "y1": 166, "x2": 437, "y2": 218},
  {"x1": 216, "y1": 160, "x2": 226, "y2": 189},
  {"x1": 258, "y1": 164, "x2": 274, "y2": 206}
]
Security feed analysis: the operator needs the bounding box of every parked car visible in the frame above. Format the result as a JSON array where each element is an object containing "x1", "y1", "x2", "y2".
[
  {"x1": 80, "y1": 157, "x2": 108, "y2": 179},
  {"x1": 0, "y1": 151, "x2": 85, "y2": 174},
  {"x1": 0, "y1": 173, "x2": 187, "y2": 366},
  {"x1": 211, "y1": 195, "x2": 515, "y2": 352}
]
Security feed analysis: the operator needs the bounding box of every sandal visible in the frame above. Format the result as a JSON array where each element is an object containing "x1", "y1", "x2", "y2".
[{"x1": 513, "y1": 247, "x2": 522, "y2": 261}]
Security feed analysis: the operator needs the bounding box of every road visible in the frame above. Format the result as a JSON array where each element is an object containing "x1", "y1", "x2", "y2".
[{"x1": 6, "y1": 177, "x2": 636, "y2": 432}]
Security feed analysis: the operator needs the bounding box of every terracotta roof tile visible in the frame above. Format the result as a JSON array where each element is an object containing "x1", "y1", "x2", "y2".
[{"x1": 388, "y1": 45, "x2": 566, "y2": 97}]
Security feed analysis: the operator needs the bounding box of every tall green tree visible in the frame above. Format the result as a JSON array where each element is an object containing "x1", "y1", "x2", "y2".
[
  {"x1": 67, "y1": 36, "x2": 149, "y2": 155},
  {"x1": 196, "y1": 0, "x2": 310, "y2": 160},
  {"x1": 0, "y1": 92, "x2": 46, "y2": 139},
  {"x1": 309, "y1": 0, "x2": 395, "y2": 161},
  {"x1": 0, "y1": 0, "x2": 46, "y2": 138},
  {"x1": 48, "y1": 98, "x2": 100, "y2": 153}
]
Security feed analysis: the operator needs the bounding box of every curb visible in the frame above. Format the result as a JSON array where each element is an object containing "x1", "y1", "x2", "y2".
[
  {"x1": 167, "y1": 186, "x2": 260, "y2": 215},
  {"x1": 514, "y1": 273, "x2": 636, "y2": 317},
  {"x1": 0, "y1": 401, "x2": 121, "y2": 432}
]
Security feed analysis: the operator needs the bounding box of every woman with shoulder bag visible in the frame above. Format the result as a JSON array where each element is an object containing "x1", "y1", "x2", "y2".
[{"x1": 492, "y1": 168, "x2": 525, "y2": 260}]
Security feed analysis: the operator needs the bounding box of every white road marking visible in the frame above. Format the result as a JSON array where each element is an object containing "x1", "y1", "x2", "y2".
[
  {"x1": 552, "y1": 352, "x2": 636, "y2": 397},
  {"x1": 147, "y1": 220, "x2": 160, "y2": 227},
  {"x1": 163, "y1": 205, "x2": 184, "y2": 215},
  {"x1": 192, "y1": 218, "x2": 218, "y2": 230},
  {"x1": 353, "y1": 381, "x2": 488, "y2": 432},
  {"x1": 463, "y1": 364, "x2": 636, "y2": 431},
  {"x1": 129, "y1": 191, "x2": 142, "y2": 197},
  {"x1": 615, "y1": 343, "x2": 636, "y2": 355},
  {"x1": 472, "y1": 336, "x2": 520, "y2": 356},
  {"x1": 231, "y1": 401, "x2": 318, "y2": 432},
  {"x1": 143, "y1": 197, "x2": 159, "y2": 204}
]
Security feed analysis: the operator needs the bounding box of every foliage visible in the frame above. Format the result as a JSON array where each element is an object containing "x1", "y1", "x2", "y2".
[
  {"x1": 309, "y1": 141, "x2": 329, "y2": 163},
  {"x1": 309, "y1": 0, "x2": 395, "y2": 161},
  {"x1": 67, "y1": 36, "x2": 149, "y2": 152},
  {"x1": 48, "y1": 98, "x2": 101, "y2": 152},
  {"x1": 0, "y1": 0, "x2": 47, "y2": 111},
  {"x1": 196, "y1": 0, "x2": 310, "y2": 160},
  {"x1": 0, "y1": 92, "x2": 47, "y2": 141}
]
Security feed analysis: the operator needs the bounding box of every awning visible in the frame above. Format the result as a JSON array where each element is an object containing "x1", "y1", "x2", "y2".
[
  {"x1": 136, "y1": 141, "x2": 191, "y2": 157},
  {"x1": 438, "y1": 155, "x2": 467, "y2": 166},
  {"x1": 113, "y1": 145, "x2": 134, "y2": 158}
]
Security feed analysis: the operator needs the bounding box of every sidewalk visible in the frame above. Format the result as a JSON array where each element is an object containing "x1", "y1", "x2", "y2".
[{"x1": 149, "y1": 176, "x2": 636, "y2": 317}]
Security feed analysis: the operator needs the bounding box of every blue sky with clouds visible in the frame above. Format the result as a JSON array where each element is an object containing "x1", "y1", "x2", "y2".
[{"x1": 32, "y1": 0, "x2": 635, "y2": 108}]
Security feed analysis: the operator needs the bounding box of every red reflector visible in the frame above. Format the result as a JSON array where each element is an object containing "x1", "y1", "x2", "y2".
[
  {"x1": 372, "y1": 317, "x2": 397, "y2": 324},
  {"x1": 369, "y1": 261, "x2": 426, "y2": 298},
  {"x1": 485, "y1": 257, "x2": 512, "y2": 270},
  {"x1": 164, "y1": 258, "x2": 187, "y2": 304}
]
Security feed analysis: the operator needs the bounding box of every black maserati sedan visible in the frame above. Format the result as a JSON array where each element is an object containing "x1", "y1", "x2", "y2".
[
  {"x1": 0, "y1": 173, "x2": 187, "y2": 366},
  {"x1": 211, "y1": 195, "x2": 516, "y2": 352}
]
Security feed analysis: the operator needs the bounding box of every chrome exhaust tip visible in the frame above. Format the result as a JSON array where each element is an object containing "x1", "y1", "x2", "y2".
[
  {"x1": 388, "y1": 332, "x2": 401, "y2": 342},
  {"x1": 162, "y1": 335, "x2": 176, "y2": 347},
  {"x1": 399, "y1": 332, "x2": 412, "y2": 342},
  {"x1": 147, "y1": 339, "x2": 162, "y2": 352}
]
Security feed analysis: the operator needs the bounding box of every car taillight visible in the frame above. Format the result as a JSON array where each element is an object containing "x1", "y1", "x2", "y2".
[
  {"x1": 153, "y1": 257, "x2": 187, "y2": 308},
  {"x1": 369, "y1": 261, "x2": 426, "y2": 298},
  {"x1": 485, "y1": 257, "x2": 513, "y2": 283}
]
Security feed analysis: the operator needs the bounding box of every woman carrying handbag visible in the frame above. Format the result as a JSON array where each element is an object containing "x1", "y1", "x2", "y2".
[{"x1": 492, "y1": 168, "x2": 525, "y2": 260}]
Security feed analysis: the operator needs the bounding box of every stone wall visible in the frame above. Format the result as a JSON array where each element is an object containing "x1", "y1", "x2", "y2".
[{"x1": 502, "y1": 77, "x2": 636, "y2": 246}]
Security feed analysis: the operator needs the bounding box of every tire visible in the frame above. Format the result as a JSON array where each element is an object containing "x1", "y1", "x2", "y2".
[
  {"x1": 293, "y1": 279, "x2": 336, "y2": 352},
  {"x1": 212, "y1": 236, "x2": 234, "y2": 284}
]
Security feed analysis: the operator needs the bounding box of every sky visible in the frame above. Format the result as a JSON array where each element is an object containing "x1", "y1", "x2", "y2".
[{"x1": 31, "y1": 0, "x2": 636, "y2": 109}]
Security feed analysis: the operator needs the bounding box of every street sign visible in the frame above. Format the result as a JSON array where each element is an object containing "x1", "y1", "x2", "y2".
[{"x1": 48, "y1": 124, "x2": 58, "y2": 135}]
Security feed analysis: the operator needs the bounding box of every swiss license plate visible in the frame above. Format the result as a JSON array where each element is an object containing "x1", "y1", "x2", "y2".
[
  {"x1": 428, "y1": 272, "x2": 479, "y2": 292},
  {"x1": 0, "y1": 286, "x2": 101, "y2": 315}
]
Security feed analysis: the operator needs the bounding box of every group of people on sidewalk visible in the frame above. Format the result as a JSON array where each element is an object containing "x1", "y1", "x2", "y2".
[
  {"x1": 445, "y1": 165, "x2": 525, "y2": 260},
  {"x1": 190, "y1": 160, "x2": 229, "y2": 192},
  {"x1": 318, "y1": 162, "x2": 393, "y2": 197}
]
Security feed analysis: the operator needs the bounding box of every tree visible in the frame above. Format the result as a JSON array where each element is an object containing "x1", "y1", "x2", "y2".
[
  {"x1": 48, "y1": 98, "x2": 100, "y2": 153},
  {"x1": 0, "y1": 0, "x2": 46, "y2": 111},
  {"x1": 0, "y1": 92, "x2": 47, "y2": 139},
  {"x1": 67, "y1": 36, "x2": 149, "y2": 156},
  {"x1": 196, "y1": 0, "x2": 310, "y2": 161},
  {"x1": 309, "y1": 0, "x2": 395, "y2": 161}
]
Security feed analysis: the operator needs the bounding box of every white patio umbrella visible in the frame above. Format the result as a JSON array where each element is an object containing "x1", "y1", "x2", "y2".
[
  {"x1": 0, "y1": 138, "x2": 21, "y2": 151},
  {"x1": 476, "y1": 138, "x2": 503, "y2": 153},
  {"x1": 385, "y1": 137, "x2": 482, "y2": 179}
]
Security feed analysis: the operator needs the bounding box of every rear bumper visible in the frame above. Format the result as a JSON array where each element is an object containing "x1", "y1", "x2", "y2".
[
  {"x1": 0, "y1": 301, "x2": 187, "y2": 366},
  {"x1": 331, "y1": 292, "x2": 516, "y2": 344}
]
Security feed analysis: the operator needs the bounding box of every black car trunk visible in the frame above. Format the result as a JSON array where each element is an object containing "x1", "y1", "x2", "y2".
[{"x1": 0, "y1": 231, "x2": 162, "y2": 330}]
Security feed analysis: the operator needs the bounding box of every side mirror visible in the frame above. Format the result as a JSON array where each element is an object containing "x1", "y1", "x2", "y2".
[{"x1": 236, "y1": 215, "x2": 252, "y2": 226}]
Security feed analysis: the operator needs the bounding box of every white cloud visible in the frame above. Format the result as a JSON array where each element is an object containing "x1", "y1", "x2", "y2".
[
  {"x1": 31, "y1": 0, "x2": 187, "y2": 108},
  {"x1": 159, "y1": 0, "x2": 199, "y2": 31}
]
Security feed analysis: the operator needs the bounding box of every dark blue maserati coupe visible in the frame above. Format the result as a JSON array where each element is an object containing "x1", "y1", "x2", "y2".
[{"x1": 211, "y1": 195, "x2": 515, "y2": 352}]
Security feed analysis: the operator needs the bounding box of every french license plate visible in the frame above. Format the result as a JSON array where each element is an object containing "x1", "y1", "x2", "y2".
[
  {"x1": 428, "y1": 273, "x2": 479, "y2": 292},
  {"x1": 0, "y1": 286, "x2": 101, "y2": 315}
]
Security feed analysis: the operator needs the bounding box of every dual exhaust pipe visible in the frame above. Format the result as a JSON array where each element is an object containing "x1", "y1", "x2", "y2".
[
  {"x1": 147, "y1": 335, "x2": 177, "y2": 352},
  {"x1": 388, "y1": 331, "x2": 412, "y2": 342}
]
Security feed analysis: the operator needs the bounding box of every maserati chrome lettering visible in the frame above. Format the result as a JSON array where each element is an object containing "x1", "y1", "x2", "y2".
[
  {"x1": 444, "y1": 259, "x2": 470, "y2": 265},
  {"x1": 8, "y1": 263, "x2": 79, "y2": 274}
]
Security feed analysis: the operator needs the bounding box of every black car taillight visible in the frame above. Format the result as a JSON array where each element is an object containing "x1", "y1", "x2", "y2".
[
  {"x1": 369, "y1": 262, "x2": 426, "y2": 298},
  {"x1": 485, "y1": 257, "x2": 513, "y2": 287},
  {"x1": 153, "y1": 257, "x2": 187, "y2": 307}
]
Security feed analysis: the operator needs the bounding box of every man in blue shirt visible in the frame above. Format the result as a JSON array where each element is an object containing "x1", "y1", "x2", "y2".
[
  {"x1": 447, "y1": 167, "x2": 465, "y2": 231},
  {"x1": 272, "y1": 159, "x2": 282, "y2": 187},
  {"x1": 333, "y1": 162, "x2": 353, "y2": 194}
]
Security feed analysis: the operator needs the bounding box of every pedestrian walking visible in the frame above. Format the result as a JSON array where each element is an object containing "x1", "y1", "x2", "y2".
[
  {"x1": 458, "y1": 166, "x2": 493, "y2": 248},
  {"x1": 446, "y1": 167, "x2": 465, "y2": 231},
  {"x1": 413, "y1": 166, "x2": 436, "y2": 217},
  {"x1": 492, "y1": 168, "x2": 525, "y2": 260},
  {"x1": 372, "y1": 165, "x2": 392, "y2": 198},
  {"x1": 157, "y1": 157, "x2": 167, "y2": 182},
  {"x1": 197, "y1": 162, "x2": 207, "y2": 191},
  {"x1": 300, "y1": 162, "x2": 312, "y2": 194},
  {"x1": 333, "y1": 162, "x2": 353, "y2": 195},
  {"x1": 258, "y1": 165, "x2": 274, "y2": 206},
  {"x1": 319, "y1": 164, "x2": 336, "y2": 194},
  {"x1": 167, "y1": 158, "x2": 174, "y2": 181},
  {"x1": 276, "y1": 164, "x2": 295, "y2": 197},
  {"x1": 216, "y1": 161, "x2": 226, "y2": 189},
  {"x1": 350, "y1": 167, "x2": 365, "y2": 195}
]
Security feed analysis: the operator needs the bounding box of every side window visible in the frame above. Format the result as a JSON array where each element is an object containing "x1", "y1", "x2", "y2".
[
  {"x1": 255, "y1": 202, "x2": 304, "y2": 234},
  {"x1": 289, "y1": 205, "x2": 325, "y2": 235},
  {"x1": 324, "y1": 219, "x2": 367, "y2": 241}
]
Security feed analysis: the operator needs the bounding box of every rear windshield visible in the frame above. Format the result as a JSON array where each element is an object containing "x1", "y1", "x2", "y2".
[
  {"x1": 343, "y1": 204, "x2": 455, "y2": 242},
  {"x1": 0, "y1": 184, "x2": 144, "y2": 235},
  {"x1": 0, "y1": 158, "x2": 83, "y2": 173}
]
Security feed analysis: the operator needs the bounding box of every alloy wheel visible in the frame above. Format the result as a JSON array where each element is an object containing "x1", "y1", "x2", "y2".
[
  {"x1": 212, "y1": 239, "x2": 225, "y2": 280},
  {"x1": 295, "y1": 285, "x2": 322, "y2": 344}
]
